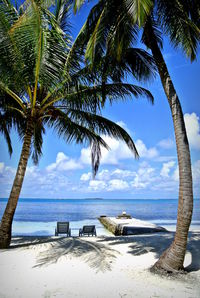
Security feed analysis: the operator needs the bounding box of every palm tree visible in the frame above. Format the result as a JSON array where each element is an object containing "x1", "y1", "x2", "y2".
[
  {"x1": 0, "y1": 0, "x2": 154, "y2": 248},
  {"x1": 73, "y1": 0, "x2": 200, "y2": 272}
]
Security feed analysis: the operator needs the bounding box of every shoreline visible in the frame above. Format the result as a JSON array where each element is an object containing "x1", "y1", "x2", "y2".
[
  {"x1": 10, "y1": 219, "x2": 200, "y2": 237},
  {"x1": 0, "y1": 232, "x2": 200, "y2": 297}
]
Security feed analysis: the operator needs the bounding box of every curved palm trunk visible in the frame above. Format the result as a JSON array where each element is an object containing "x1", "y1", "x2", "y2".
[
  {"x1": 146, "y1": 23, "x2": 193, "y2": 272},
  {"x1": 0, "y1": 119, "x2": 34, "y2": 248}
]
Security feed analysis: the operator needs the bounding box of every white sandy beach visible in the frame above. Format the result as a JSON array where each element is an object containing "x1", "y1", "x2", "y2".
[{"x1": 0, "y1": 232, "x2": 200, "y2": 298}]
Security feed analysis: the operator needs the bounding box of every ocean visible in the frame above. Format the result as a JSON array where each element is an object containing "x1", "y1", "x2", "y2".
[{"x1": 0, "y1": 198, "x2": 199, "y2": 236}]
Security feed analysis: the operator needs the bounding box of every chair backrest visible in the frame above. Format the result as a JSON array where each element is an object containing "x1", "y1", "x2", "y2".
[
  {"x1": 57, "y1": 222, "x2": 69, "y2": 233},
  {"x1": 83, "y1": 225, "x2": 95, "y2": 233}
]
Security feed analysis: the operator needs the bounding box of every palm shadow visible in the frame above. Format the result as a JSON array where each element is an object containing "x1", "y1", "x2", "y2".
[
  {"x1": 97, "y1": 232, "x2": 200, "y2": 272},
  {"x1": 10, "y1": 236, "x2": 118, "y2": 272},
  {"x1": 97, "y1": 232, "x2": 174, "y2": 255},
  {"x1": 9, "y1": 232, "x2": 200, "y2": 273},
  {"x1": 10, "y1": 236, "x2": 62, "y2": 249}
]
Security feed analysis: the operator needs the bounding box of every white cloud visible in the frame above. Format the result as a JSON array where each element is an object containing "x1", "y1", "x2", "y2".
[
  {"x1": 80, "y1": 136, "x2": 134, "y2": 166},
  {"x1": 79, "y1": 148, "x2": 91, "y2": 165},
  {"x1": 79, "y1": 137, "x2": 159, "y2": 167},
  {"x1": 172, "y1": 160, "x2": 200, "y2": 197},
  {"x1": 46, "y1": 152, "x2": 82, "y2": 172},
  {"x1": 160, "y1": 161, "x2": 175, "y2": 177},
  {"x1": 80, "y1": 161, "x2": 179, "y2": 193},
  {"x1": 24, "y1": 165, "x2": 70, "y2": 193},
  {"x1": 108, "y1": 179, "x2": 129, "y2": 191},
  {"x1": 184, "y1": 113, "x2": 200, "y2": 150},
  {"x1": 0, "y1": 163, "x2": 21, "y2": 196},
  {"x1": 89, "y1": 180, "x2": 106, "y2": 191},
  {"x1": 2, "y1": 114, "x2": 199, "y2": 198},
  {"x1": 131, "y1": 164, "x2": 156, "y2": 189},
  {"x1": 193, "y1": 160, "x2": 200, "y2": 183},
  {"x1": 135, "y1": 139, "x2": 158, "y2": 159},
  {"x1": 80, "y1": 172, "x2": 92, "y2": 181},
  {"x1": 97, "y1": 169, "x2": 111, "y2": 180},
  {"x1": 80, "y1": 168, "x2": 135, "y2": 185},
  {"x1": 0, "y1": 163, "x2": 15, "y2": 183},
  {"x1": 157, "y1": 138, "x2": 174, "y2": 149},
  {"x1": 172, "y1": 166, "x2": 179, "y2": 181},
  {"x1": 111, "y1": 169, "x2": 135, "y2": 178}
]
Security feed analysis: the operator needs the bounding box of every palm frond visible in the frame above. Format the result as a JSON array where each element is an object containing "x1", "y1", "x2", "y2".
[
  {"x1": 56, "y1": 82, "x2": 153, "y2": 117},
  {"x1": 0, "y1": 111, "x2": 12, "y2": 156},
  {"x1": 124, "y1": 0, "x2": 153, "y2": 27},
  {"x1": 66, "y1": 108, "x2": 139, "y2": 157},
  {"x1": 122, "y1": 48, "x2": 156, "y2": 81},
  {"x1": 0, "y1": 0, "x2": 155, "y2": 176},
  {"x1": 156, "y1": 0, "x2": 200, "y2": 61},
  {"x1": 31, "y1": 122, "x2": 45, "y2": 164},
  {"x1": 47, "y1": 106, "x2": 139, "y2": 176},
  {"x1": 141, "y1": 15, "x2": 163, "y2": 50},
  {"x1": 54, "y1": 0, "x2": 72, "y2": 35},
  {"x1": 73, "y1": 0, "x2": 87, "y2": 13}
]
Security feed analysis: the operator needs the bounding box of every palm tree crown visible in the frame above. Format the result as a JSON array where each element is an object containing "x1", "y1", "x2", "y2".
[{"x1": 0, "y1": 0, "x2": 155, "y2": 248}]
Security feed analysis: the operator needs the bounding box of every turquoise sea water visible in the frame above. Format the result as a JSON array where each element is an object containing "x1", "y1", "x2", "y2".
[{"x1": 0, "y1": 198, "x2": 199, "y2": 236}]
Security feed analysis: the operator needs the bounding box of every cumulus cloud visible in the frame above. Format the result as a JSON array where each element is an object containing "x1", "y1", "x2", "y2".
[
  {"x1": 108, "y1": 179, "x2": 129, "y2": 191},
  {"x1": 88, "y1": 177, "x2": 129, "y2": 192},
  {"x1": 81, "y1": 163, "x2": 158, "y2": 192},
  {"x1": 172, "y1": 166, "x2": 179, "y2": 181},
  {"x1": 80, "y1": 168, "x2": 135, "y2": 184},
  {"x1": 184, "y1": 113, "x2": 200, "y2": 150},
  {"x1": 2, "y1": 116, "x2": 200, "y2": 198},
  {"x1": 0, "y1": 163, "x2": 15, "y2": 182},
  {"x1": 111, "y1": 169, "x2": 135, "y2": 178},
  {"x1": 80, "y1": 172, "x2": 92, "y2": 181},
  {"x1": 89, "y1": 180, "x2": 106, "y2": 191},
  {"x1": 79, "y1": 137, "x2": 159, "y2": 167},
  {"x1": 46, "y1": 152, "x2": 82, "y2": 172},
  {"x1": 160, "y1": 161, "x2": 175, "y2": 177},
  {"x1": 193, "y1": 160, "x2": 200, "y2": 183},
  {"x1": 80, "y1": 136, "x2": 134, "y2": 166},
  {"x1": 97, "y1": 169, "x2": 112, "y2": 181},
  {"x1": 135, "y1": 140, "x2": 158, "y2": 159},
  {"x1": 23, "y1": 165, "x2": 70, "y2": 196},
  {"x1": 131, "y1": 163, "x2": 156, "y2": 189}
]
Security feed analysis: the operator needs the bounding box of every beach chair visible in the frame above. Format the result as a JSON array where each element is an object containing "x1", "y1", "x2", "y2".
[
  {"x1": 79, "y1": 225, "x2": 97, "y2": 237},
  {"x1": 55, "y1": 222, "x2": 71, "y2": 236}
]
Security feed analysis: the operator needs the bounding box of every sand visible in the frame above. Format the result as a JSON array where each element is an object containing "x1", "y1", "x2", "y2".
[{"x1": 0, "y1": 232, "x2": 200, "y2": 298}]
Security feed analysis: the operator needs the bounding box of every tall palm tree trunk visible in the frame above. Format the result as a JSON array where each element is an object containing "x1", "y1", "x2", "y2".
[
  {"x1": 145, "y1": 22, "x2": 193, "y2": 272},
  {"x1": 0, "y1": 119, "x2": 34, "y2": 249}
]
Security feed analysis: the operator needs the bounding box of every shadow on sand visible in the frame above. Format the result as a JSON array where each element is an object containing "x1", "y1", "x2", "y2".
[
  {"x1": 10, "y1": 236, "x2": 118, "y2": 272},
  {"x1": 10, "y1": 232, "x2": 200, "y2": 273},
  {"x1": 97, "y1": 232, "x2": 200, "y2": 272}
]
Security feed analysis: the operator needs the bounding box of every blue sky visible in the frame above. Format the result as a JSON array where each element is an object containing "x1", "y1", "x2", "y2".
[{"x1": 0, "y1": 3, "x2": 200, "y2": 199}]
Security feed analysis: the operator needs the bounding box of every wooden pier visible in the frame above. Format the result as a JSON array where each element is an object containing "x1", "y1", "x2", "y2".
[{"x1": 99, "y1": 215, "x2": 167, "y2": 236}]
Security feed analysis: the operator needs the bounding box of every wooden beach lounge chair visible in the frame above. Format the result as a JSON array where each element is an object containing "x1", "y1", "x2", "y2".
[
  {"x1": 55, "y1": 222, "x2": 71, "y2": 236},
  {"x1": 79, "y1": 225, "x2": 97, "y2": 237}
]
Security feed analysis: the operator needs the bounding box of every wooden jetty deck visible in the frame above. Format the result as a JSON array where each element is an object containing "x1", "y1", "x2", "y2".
[{"x1": 99, "y1": 215, "x2": 167, "y2": 236}]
